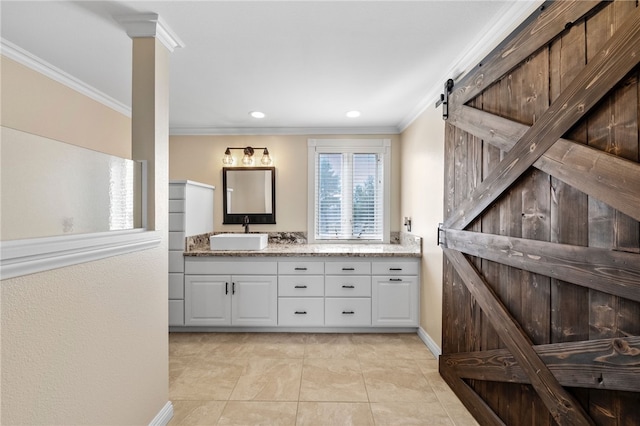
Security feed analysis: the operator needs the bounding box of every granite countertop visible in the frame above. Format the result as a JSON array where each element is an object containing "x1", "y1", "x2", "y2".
[{"x1": 184, "y1": 232, "x2": 422, "y2": 258}]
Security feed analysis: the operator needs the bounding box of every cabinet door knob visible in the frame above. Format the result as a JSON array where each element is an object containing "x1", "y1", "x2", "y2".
[
  {"x1": 232, "y1": 282, "x2": 236, "y2": 294},
  {"x1": 390, "y1": 267, "x2": 402, "y2": 271},
  {"x1": 342, "y1": 285, "x2": 355, "y2": 289},
  {"x1": 294, "y1": 267, "x2": 307, "y2": 271},
  {"x1": 342, "y1": 311, "x2": 355, "y2": 315},
  {"x1": 342, "y1": 267, "x2": 355, "y2": 271},
  {"x1": 294, "y1": 285, "x2": 307, "y2": 289},
  {"x1": 389, "y1": 278, "x2": 402, "y2": 282},
  {"x1": 294, "y1": 311, "x2": 307, "y2": 315},
  {"x1": 225, "y1": 282, "x2": 229, "y2": 295}
]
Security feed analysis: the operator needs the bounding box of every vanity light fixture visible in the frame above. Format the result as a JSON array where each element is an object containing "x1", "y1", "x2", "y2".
[{"x1": 222, "y1": 146, "x2": 272, "y2": 166}]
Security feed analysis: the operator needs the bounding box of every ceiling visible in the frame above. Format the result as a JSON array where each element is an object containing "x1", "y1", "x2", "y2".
[{"x1": 1, "y1": 1, "x2": 542, "y2": 135}]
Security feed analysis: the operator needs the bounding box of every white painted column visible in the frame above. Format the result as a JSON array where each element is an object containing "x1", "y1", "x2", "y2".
[{"x1": 120, "y1": 14, "x2": 184, "y2": 425}]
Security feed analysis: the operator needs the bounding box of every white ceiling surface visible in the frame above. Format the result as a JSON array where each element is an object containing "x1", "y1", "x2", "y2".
[{"x1": 1, "y1": 1, "x2": 541, "y2": 134}]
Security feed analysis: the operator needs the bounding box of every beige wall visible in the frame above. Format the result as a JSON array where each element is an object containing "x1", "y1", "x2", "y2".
[
  {"x1": 169, "y1": 134, "x2": 402, "y2": 234},
  {"x1": 1, "y1": 56, "x2": 131, "y2": 158},
  {"x1": 400, "y1": 105, "x2": 445, "y2": 349},
  {"x1": 1, "y1": 52, "x2": 168, "y2": 424}
]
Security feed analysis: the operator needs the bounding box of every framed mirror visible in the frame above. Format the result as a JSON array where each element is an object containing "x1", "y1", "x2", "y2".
[{"x1": 223, "y1": 167, "x2": 276, "y2": 224}]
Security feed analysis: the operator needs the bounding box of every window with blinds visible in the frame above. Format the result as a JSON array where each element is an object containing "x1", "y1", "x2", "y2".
[{"x1": 308, "y1": 139, "x2": 390, "y2": 243}]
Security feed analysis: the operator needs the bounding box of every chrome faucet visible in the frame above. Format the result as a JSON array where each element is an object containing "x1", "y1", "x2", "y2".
[{"x1": 242, "y1": 215, "x2": 250, "y2": 233}]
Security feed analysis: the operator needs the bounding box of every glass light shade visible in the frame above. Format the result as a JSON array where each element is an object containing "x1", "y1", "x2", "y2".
[
  {"x1": 222, "y1": 148, "x2": 234, "y2": 165},
  {"x1": 242, "y1": 154, "x2": 254, "y2": 166},
  {"x1": 261, "y1": 148, "x2": 272, "y2": 165}
]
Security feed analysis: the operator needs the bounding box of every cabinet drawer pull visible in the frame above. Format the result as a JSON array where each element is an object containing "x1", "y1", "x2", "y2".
[
  {"x1": 342, "y1": 267, "x2": 355, "y2": 271},
  {"x1": 294, "y1": 311, "x2": 307, "y2": 315},
  {"x1": 232, "y1": 282, "x2": 236, "y2": 294},
  {"x1": 294, "y1": 285, "x2": 308, "y2": 289},
  {"x1": 225, "y1": 282, "x2": 229, "y2": 295},
  {"x1": 389, "y1": 278, "x2": 403, "y2": 282},
  {"x1": 389, "y1": 267, "x2": 403, "y2": 271},
  {"x1": 342, "y1": 311, "x2": 355, "y2": 315},
  {"x1": 342, "y1": 285, "x2": 355, "y2": 289},
  {"x1": 294, "y1": 267, "x2": 308, "y2": 271}
]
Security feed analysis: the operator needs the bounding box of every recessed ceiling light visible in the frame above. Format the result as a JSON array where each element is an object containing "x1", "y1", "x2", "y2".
[
  {"x1": 250, "y1": 111, "x2": 266, "y2": 119},
  {"x1": 346, "y1": 110, "x2": 361, "y2": 118}
]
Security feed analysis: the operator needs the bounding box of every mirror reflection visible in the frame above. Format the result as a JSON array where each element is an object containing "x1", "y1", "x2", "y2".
[{"x1": 223, "y1": 167, "x2": 276, "y2": 224}]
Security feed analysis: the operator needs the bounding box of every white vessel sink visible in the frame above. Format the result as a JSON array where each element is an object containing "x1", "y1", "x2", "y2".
[{"x1": 210, "y1": 233, "x2": 268, "y2": 251}]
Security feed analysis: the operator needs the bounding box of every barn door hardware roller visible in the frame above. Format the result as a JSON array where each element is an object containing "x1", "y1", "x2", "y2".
[{"x1": 436, "y1": 79, "x2": 455, "y2": 120}]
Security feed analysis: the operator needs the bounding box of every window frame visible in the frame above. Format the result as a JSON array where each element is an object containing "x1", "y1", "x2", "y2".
[{"x1": 307, "y1": 138, "x2": 391, "y2": 244}]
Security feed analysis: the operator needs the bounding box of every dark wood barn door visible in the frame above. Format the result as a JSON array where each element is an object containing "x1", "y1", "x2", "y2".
[{"x1": 439, "y1": 1, "x2": 640, "y2": 424}]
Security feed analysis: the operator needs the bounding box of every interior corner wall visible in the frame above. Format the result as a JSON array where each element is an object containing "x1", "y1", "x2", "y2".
[
  {"x1": 400, "y1": 106, "x2": 445, "y2": 349},
  {"x1": 0, "y1": 54, "x2": 168, "y2": 424},
  {"x1": 0, "y1": 55, "x2": 131, "y2": 158},
  {"x1": 169, "y1": 134, "x2": 402, "y2": 234}
]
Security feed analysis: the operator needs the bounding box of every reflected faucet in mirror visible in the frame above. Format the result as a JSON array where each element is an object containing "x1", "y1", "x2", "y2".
[{"x1": 242, "y1": 215, "x2": 250, "y2": 233}]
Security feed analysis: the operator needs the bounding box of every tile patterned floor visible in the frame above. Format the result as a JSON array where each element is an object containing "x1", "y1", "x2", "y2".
[{"x1": 168, "y1": 332, "x2": 479, "y2": 426}]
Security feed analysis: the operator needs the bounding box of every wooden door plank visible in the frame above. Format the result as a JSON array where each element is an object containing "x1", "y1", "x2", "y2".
[
  {"x1": 445, "y1": 6, "x2": 640, "y2": 231},
  {"x1": 442, "y1": 248, "x2": 596, "y2": 426},
  {"x1": 449, "y1": 105, "x2": 640, "y2": 222},
  {"x1": 477, "y1": 72, "x2": 504, "y2": 418},
  {"x1": 547, "y1": 20, "x2": 591, "y2": 358},
  {"x1": 442, "y1": 228, "x2": 640, "y2": 303},
  {"x1": 509, "y1": 49, "x2": 551, "y2": 349},
  {"x1": 441, "y1": 337, "x2": 640, "y2": 392},
  {"x1": 585, "y1": 3, "x2": 640, "y2": 423},
  {"x1": 442, "y1": 123, "x2": 457, "y2": 355},
  {"x1": 449, "y1": 0, "x2": 602, "y2": 109}
]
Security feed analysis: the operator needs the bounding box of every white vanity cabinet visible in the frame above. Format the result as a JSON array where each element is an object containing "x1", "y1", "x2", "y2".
[
  {"x1": 277, "y1": 260, "x2": 325, "y2": 326},
  {"x1": 184, "y1": 258, "x2": 277, "y2": 326},
  {"x1": 168, "y1": 180, "x2": 215, "y2": 326},
  {"x1": 372, "y1": 260, "x2": 419, "y2": 326},
  {"x1": 174, "y1": 255, "x2": 419, "y2": 330}
]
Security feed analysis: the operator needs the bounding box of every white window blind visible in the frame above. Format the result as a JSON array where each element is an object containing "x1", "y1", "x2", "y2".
[{"x1": 314, "y1": 152, "x2": 384, "y2": 241}]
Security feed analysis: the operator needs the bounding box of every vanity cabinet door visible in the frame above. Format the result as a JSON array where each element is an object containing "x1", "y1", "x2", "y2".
[
  {"x1": 372, "y1": 275, "x2": 418, "y2": 326},
  {"x1": 184, "y1": 275, "x2": 231, "y2": 326},
  {"x1": 231, "y1": 275, "x2": 278, "y2": 326}
]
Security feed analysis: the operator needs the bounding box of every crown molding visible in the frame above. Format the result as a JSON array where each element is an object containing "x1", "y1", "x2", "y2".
[
  {"x1": 1, "y1": 38, "x2": 132, "y2": 117},
  {"x1": 117, "y1": 13, "x2": 184, "y2": 53},
  {"x1": 397, "y1": 0, "x2": 544, "y2": 132},
  {"x1": 170, "y1": 126, "x2": 401, "y2": 136}
]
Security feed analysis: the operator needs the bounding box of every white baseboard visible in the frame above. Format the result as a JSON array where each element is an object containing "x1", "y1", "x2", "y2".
[
  {"x1": 149, "y1": 401, "x2": 173, "y2": 426},
  {"x1": 418, "y1": 326, "x2": 441, "y2": 359}
]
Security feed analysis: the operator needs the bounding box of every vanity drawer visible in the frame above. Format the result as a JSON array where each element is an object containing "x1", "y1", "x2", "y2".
[
  {"x1": 278, "y1": 298, "x2": 324, "y2": 326},
  {"x1": 325, "y1": 298, "x2": 371, "y2": 326},
  {"x1": 325, "y1": 276, "x2": 371, "y2": 297},
  {"x1": 185, "y1": 258, "x2": 277, "y2": 275},
  {"x1": 169, "y1": 251, "x2": 185, "y2": 273},
  {"x1": 278, "y1": 276, "x2": 324, "y2": 297},
  {"x1": 169, "y1": 199, "x2": 185, "y2": 213},
  {"x1": 169, "y1": 300, "x2": 184, "y2": 326},
  {"x1": 371, "y1": 261, "x2": 419, "y2": 276},
  {"x1": 278, "y1": 261, "x2": 324, "y2": 275},
  {"x1": 169, "y1": 273, "x2": 184, "y2": 299},
  {"x1": 325, "y1": 261, "x2": 371, "y2": 275},
  {"x1": 169, "y1": 184, "x2": 186, "y2": 200},
  {"x1": 169, "y1": 213, "x2": 185, "y2": 232},
  {"x1": 169, "y1": 231, "x2": 186, "y2": 250}
]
